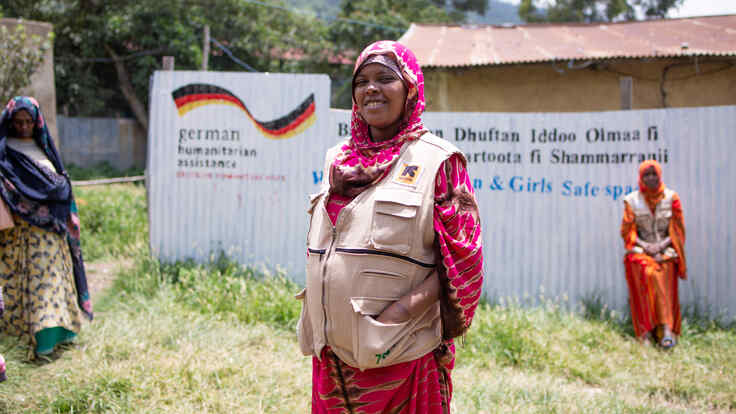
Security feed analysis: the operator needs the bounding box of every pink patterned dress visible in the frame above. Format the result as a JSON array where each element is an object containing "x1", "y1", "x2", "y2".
[{"x1": 310, "y1": 41, "x2": 484, "y2": 414}]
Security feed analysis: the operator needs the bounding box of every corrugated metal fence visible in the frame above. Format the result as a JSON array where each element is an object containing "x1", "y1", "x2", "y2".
[
  {"x1": 147, "y1": 71, "x2": 331, "y2": 285},
  {"x1": 147, "y1": 70, "x2": 735, "y2": 319},
  {"x1": 331, "y1": 107, "x2": 736, "y2": 317},
  {"x1": 58, "y1": 116, "x2": 146, "y2": 170}
]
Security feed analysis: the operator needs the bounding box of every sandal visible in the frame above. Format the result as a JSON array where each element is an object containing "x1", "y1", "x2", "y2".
[
  {"x1": 660, "y1": 334, "x2": 676, "y2": 350},
  {"x1": 0, "y1": 354, "x2": 6, "y2": 382},
  {"x1": 34, "y1": 352, "x2": 54, "y2": 364}
]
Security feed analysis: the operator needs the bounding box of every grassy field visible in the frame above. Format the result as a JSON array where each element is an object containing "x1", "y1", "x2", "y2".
[
  {"x1": 73, "y1": 184, "x2": 148, "y2": 262},
  {"x1": 1, "y1": 184, "x2": 734, "y2": 413},
  {"x1": 67, "y1": 162, "x2": 144, "y2": 182}
]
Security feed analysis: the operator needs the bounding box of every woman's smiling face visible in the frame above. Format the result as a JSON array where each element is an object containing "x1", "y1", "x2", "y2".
[{"x1": 353, "y1": 62, "x2": 407, "y2": 142}]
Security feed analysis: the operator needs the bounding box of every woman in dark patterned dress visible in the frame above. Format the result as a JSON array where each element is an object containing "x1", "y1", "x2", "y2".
[{"x1": 0, "y1": 96, "x2": 92, "y2": 361}]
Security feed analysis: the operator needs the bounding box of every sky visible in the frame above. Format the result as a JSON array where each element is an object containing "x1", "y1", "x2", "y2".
[
  {"x1": 499, "y1": 0, "x2": 736, "y2": 18},
  {"x1": 667, "y1": 0, "x2": 736, "y2": 18}
]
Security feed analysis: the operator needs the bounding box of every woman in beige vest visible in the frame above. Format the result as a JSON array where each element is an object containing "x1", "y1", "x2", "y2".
[
  {"x1": 298, "y1": 41, "x2": 484, "y2": 413},
  {"x1": 621, "y1": 160, "x2": 686, "y2": 349}
]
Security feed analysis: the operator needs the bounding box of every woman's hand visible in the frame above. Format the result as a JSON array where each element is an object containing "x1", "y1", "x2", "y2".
[
  {"x1": 642, "y1": 238, "x2": 671, "y2": 256},
  {"x1": 656, "y1": 238, "x2": 671, "y2": 253},
  {"x1": 375, "y1": 271, "x2": 441, "y2": 324},
  {"x1": 642, "y1": 241, "x2": 659, "y2": 256},
  {"x1": 375, "y1": 302, "x2": 411, "y2": 324},
  {"x1": 67, "y1": 213, "x2": 81, "y2": 239}
]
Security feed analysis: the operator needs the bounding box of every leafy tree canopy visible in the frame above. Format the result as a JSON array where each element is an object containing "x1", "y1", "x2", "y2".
[
  {"x1": 4, "y1": 0, "x2": 478, "y2": 119},
  {"x1": 4, "y1": 0, "x2": 332, "y2": 122},
  {"x1": 0, "y1": 23, "x2": 52, "y2": 105},
  {"x1": 331, "y1": 0, "x2": 454, "y2": 51},
  {"x1": 519, "y1": 0, "x2": 683, "y2": 23},
  {"x1": 328, "y1": 0, "x2": 478, "y2": 105}
]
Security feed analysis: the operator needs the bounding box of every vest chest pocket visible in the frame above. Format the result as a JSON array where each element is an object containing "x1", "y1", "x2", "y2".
[
  {"x1": 655, "y1": 209, "x2": 672, "y2": 233},
  {"x1": 370, "y1": 189, "x2": 422, "y2": 255},
  {"x1": 634, "y1": 211, "x2": 651, "y2": 225}
]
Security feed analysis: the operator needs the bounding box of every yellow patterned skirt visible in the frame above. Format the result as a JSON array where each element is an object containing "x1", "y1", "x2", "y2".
[{"x1": 0, "y1": 216, "x2": 83, "y2": 356}]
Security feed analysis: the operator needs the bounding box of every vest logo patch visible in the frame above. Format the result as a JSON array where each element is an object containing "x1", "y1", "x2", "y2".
[{"x1": 394, "y1": 163, "x2": 422, "y2": 185}]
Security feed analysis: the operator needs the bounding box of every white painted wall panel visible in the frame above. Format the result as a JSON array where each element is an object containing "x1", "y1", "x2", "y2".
[
  {"x1": 147, "y1": 71, "x2": 331, "y2": 285},
  {"x1": 149, "y1": 75, "x2": 735, "y2": 318},
  {"x1": 331, "y1": 107, "x2": 736, "y2": 317}
]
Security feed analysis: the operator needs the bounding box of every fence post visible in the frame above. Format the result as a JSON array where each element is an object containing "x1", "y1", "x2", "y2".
[
  {"x1": 162, "y1": 56, "x2": 175, "y2": 71},
  {"x1": 620, "y1": 76, "x2": 633, "y2": 110},
  {"x1": 202, "y1": 25, "x2": 210, "y2": 71}
]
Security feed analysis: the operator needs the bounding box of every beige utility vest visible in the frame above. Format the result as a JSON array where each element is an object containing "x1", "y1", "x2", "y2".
[
  {"x1": 297, "y1": 133, "x2": 463, "y2": 370},
  {"x1": 624, "y1": 188, "x2": 675, "y2": 246}
]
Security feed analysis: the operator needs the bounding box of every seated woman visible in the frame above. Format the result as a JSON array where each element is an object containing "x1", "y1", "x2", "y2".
[
  {"x1": 621, "y1": 160, "x2": 686, "y2": 349},
  {"x1": 0, "y1": 96, "x2": 92, "y2": 360}
]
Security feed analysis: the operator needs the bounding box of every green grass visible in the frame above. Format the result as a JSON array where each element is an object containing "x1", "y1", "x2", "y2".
[
  {"x1": 73, "y1": 184, "x2": 147, "y2": 261},
  {"x1": 455, "y1": 299, "x2": 736, "y2": 412},
  {"x1": 2, "y1": 254, "x2": 735, "y2": 413},
  {"x1": 67, "y1": 162, "x2": 144, "y2": 181},
  {"x1": 114, "y1": 252, "x2": 302, "y2": 331},
  {"x1": 0, "y1": 258, "x2": 312, "y2": 413},
  {"x1": 1, "y1": 184, "x2": 735, "y2": 413}
]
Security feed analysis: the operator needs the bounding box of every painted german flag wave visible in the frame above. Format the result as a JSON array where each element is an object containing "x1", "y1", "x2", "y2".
[{"x1": 171, "y1": 83, "x2": 316, "y2": 140}]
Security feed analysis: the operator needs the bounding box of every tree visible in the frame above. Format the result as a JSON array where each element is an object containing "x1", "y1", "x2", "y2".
[
  {"x1": 4, "y1": 0, "x2": 332, "y2": 128},
  {"x1": 448, "y1": 0, "x2": 489, "y2": 16},
  {"x1": 518, "y1": 0, "x2": 683, "y2": 23},
  {"x1": 4, "y1": 0, "x2": 485, "y2": 119},
  {"x1": 328, "y1": 0, "x2": 475, "y2": 106},
  {"x1": 0, "y1": 23, "x2": 52, "y2": 105},
  {"x1": 634, "y1": 0, "x2": 684, "y2": 19},
  {"x1": 330, "y1": 0, "x2": 468, "y2": 52}
]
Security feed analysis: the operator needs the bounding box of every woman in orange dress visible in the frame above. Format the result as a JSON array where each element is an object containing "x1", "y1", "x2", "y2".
[{"x1": 621, "y1": 160, "x2": 686, "y2": 349}]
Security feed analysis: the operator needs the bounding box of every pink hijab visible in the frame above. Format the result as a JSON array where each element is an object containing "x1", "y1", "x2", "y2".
[{"x1": 330, "y1": 41, "x2": 428, "y2": 198}]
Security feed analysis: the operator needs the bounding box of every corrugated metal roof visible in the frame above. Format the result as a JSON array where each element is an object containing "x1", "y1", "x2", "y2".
[{"x1": 398, "y1": 15, "x2": 736, "y2": 67}]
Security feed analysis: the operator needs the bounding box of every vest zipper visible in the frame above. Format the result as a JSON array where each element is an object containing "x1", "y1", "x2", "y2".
[
  {"x1": 652, "y1": 204, "x2": 660, "y2": 242},
  {"x1": 321, "y1": 225, "x2": 337, "y2": 348},
  {"x1": 334, "y1": 248, "x2": 436, "y2": 268}
]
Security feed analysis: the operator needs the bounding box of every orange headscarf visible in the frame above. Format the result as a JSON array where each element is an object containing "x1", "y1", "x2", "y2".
[
  {"x1": 638, "y1": 160, "x2": 665, "y2": 214},
  {"x1": 626, "y1": 159, "x2": 687, "y2": 278}
]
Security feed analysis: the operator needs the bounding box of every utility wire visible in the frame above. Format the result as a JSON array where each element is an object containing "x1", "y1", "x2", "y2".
[
  {"x1": 210, "y1": 38, "x2": 257, "y2": 72},
  {"x1": 55, "y1": 48, "x2": 169, "y2": 63},
  {"x1": 54, "y1": 0, "x2": 404, "y2": 65},
  {"x1": 237, "y1": 0, "x2": 404, "y2": 32}
]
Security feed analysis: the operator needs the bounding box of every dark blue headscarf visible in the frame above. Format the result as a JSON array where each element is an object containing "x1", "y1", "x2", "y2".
[{"x1": 0, "y1": 96, "x2": 92, "y2": 320}]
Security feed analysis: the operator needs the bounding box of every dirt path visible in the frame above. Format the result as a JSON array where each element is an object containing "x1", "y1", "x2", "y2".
[{"x1": 85, "y1": 259, "x2": 133, "y2": 299}]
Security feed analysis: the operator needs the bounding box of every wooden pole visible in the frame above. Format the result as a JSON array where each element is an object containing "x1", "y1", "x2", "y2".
[
  {"x1": 162, "y1": 56, "x2": 175, "y2": 71},
  {"x1": 202, "y1": 25, "x2": 210, "y2": 71},
  {"x1": 620, "y1": 76, "x2": 633, "y2": 110},
  {"x1": 106, "y1": 44, "x2": 149, "y2": 132},
  {"x1": 72, "y1": 176, "x2": 146, "y2": 187}
]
